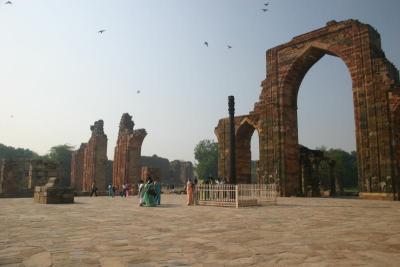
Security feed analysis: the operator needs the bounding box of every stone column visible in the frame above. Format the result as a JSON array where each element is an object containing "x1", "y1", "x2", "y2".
[
  {"x1": 82, "y1": 120, "x2": 108, "y2": 192},
  {"x1": 228, "y1": 96, "x2": 236, "y2": 184}
]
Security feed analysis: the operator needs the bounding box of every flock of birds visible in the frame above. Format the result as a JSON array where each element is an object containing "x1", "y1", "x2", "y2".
[
  {"x1": 203, "y1": 2, "x2": 269, "y2": 49},
  {"x1": 4, "y1": 1, "x2": 270, "y2": 50},
  {"x1": 3, "y1": 0, "x2": 270, "y2": 111}
]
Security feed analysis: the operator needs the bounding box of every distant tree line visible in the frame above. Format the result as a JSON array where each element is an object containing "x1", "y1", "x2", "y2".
[
  {"x1": 0, "y1": 143, "x2": 40, "y2": 160},
  {"x1": 194, "y1": 140, "x2": 358, "y2": 189},
  {"x1": 317, "y1": 146, "x2": 358, "y2": 189}
]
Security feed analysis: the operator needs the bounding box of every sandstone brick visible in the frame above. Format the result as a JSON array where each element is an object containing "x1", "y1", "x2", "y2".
[{"x1": 215, "y1": 19, "x2": 400, "y2": 199}]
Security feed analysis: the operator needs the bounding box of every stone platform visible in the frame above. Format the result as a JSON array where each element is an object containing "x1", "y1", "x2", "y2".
[
  {"x1": 34, "y1": 177, "x2": 74, "y2": 204},
  {"x1": 0, "y1": 195, "x2": 400, "y2": 266}
]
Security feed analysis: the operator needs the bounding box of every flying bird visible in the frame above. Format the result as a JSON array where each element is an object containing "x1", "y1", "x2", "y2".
[
  {"x1": 137, "y1": 90, "x2": 140, "y2": 94},
  {"x1": 204, "y1": 41, "x2": 208, "y2": 47},
  {"x1": 98, "y1": 29, "x2": 106, "y2": 34},
  {"x1": 4, "y1": 1, "x2": 12, "y2": 4},
  {"x1": 227, "y1": 45, "x2": 232, "y2": 49},
  {"x1": 264, "y1": 2, "x2": 269, "y2": 6},
  {"x1": 261, "y1": 8, "x2": 268, "y2": 12}
]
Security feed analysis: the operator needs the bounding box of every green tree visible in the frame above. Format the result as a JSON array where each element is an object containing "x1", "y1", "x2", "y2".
[
  {"x1": 0, "y1": 143, "x2": 39, "y2": 160},
  {"x1": 317, "y1": 147, "x2": 358, "y2": 189},
  {"x1": 45, "y1": 144, "x2": 75, "y2": 186},
  {"x1": 194, "y1": 139, "x2": 218, "y2": 180}
]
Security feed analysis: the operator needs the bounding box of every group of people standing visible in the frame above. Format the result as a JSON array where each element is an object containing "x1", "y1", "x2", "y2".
[
  {"x1": 92, "y1": 177, "x2": 199, "y2": 207},
  {"x1": 107, "y1": 183, "x2": 130, "y2": 198},
  {"x1": 138, "y1": 177, "x2": 161, "y2": 207}
]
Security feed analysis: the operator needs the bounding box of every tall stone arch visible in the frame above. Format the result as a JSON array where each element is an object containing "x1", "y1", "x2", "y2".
[{"x1": 215, "y1": 20, "x2": 400, "y2": 199}]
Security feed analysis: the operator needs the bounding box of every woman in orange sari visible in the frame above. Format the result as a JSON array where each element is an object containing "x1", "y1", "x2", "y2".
[{"x1": 186, "y1": 179, "x2": 194, "y2": 205}]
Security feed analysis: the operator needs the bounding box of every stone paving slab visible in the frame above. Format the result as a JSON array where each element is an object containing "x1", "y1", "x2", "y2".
[{"x1": 0, "y1": 195, "x2": 400, "y2": 266}]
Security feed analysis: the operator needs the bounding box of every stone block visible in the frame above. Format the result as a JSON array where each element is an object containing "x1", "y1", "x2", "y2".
[{"x1": 34, "y1": 177, "x2": 74, "y2": 204}]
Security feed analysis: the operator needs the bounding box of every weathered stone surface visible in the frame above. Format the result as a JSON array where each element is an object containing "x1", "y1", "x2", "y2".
[
  {"x1": 140, "y1": 155, "x2": 194, "y2": 185},
  {"x1": 70, "y1": 143, "x2": 86, "y2": 192},
  {"x1": 169, "y1": 160, "x2": 194, "y2": 184},
  {"x1": 0, "y1": 159, "x2": 29, "y2": 195},
  {"x1": 1, "y1": 196, "x2": 400, "y2": 266},
  {"x1": 28, "y1": 160, "x2": 61, "y2": 189},
  {"x1": 140, "y1": 166, "x2": 161, "y2": 182},
  {"x1": 215, "y1": 19, "x2": 400, "y2": 199},
  {"x1": 112, "y1": 113, "x2": 147, "y2": 188},
  {"x1": 0, "y1": 159, "x2": 61, "y2": 197},
  {"x1": 105, "y1": 160, "x2": 113, "y2": 187},
  {"x1": 79, "y1": 120, "x2": 108, "y2": 192},
  {"x1": 141, "y1": 155, "x2": 170, "y2": 181},
  {"x1": 34, "y1": 177, "x2": 74, "y2": 204},
  {"x1": 23, "y1": 252, "x2": 52, "y2": 267}
]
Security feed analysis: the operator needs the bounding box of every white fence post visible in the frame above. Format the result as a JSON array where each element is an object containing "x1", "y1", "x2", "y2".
[
  {"x1": 235, "y1": 185, "x2": 239, "y2": 208},
  {"x1": 196, "y1": 183, "x2": 277, "y2": 207}
]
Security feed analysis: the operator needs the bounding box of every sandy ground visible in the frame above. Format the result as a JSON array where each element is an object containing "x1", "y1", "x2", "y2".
[{"x1": 0, "y1": 195, "x2": 400, "y2": 267}]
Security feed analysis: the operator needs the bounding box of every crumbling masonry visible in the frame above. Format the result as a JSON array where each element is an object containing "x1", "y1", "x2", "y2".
[
  {"x1": 112, "y1": 113, "x2": 147, "y2": 188},
  {"x1": 215, "y1": 20, "x2": 400, "y2": 199},
  {"x1": 70, "y1": 120, "x2": 108, "y2": 192}
]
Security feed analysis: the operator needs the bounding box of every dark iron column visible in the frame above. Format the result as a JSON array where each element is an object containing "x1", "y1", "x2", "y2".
[{"x1": 228, "y1": 95, "x2": 237, "y2": 184}]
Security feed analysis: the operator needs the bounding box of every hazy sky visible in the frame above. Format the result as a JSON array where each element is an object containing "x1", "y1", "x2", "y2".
[{"x1": 0, "y1": 0, "x2": 399, "y2": 162}]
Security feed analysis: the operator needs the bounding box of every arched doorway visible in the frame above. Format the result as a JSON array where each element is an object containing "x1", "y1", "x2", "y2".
[
  {"x1": 297, "y1": 53, "x2": 356, "y2": 196},
  {"x1": 236, "y1": 119, "x2": 260, "y2": 184},
  {"x1": 215, "y1": 20, "x2": 400, "y2": 199}
]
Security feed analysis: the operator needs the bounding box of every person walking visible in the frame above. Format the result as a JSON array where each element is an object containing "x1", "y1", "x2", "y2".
[
  {"x1": 154, "y1": 178, "x2": 161, "y2": 205},
  {"x1": 90, "y1": 182, "x2": 97, "y2": 197}
]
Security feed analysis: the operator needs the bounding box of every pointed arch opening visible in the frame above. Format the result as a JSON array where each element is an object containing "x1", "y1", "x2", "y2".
[{"x1": 236, "y1": 119, "x2": 260, "y2": 184}]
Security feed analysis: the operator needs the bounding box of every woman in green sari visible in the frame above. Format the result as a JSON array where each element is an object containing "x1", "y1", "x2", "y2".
[{"x1": 143, "y1": 178, "x2": 156, "y2": 207}]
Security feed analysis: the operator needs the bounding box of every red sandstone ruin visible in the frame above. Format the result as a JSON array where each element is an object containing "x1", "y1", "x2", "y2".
[
  {"x1": 70, "y1": 120, "x2": 108, "y2": 192},
  {"x1": 70, "y1": 143, "x2": 87, "y2": 192},
  {"x1": 215, "y1": 20, "x2": 400, "y2": 200},
  {"x1": 112, "y1": 113, "x2": 147, "y2": 188}
]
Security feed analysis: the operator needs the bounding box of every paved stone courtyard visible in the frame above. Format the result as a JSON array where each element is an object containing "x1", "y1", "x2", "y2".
[{"x1": 0, "y1": 195, "x2": 400, "y2": 267}]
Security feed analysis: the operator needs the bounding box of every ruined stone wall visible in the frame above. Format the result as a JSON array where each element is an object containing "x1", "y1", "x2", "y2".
[
  {"x1": 215, "y1": 115, "x2": 260, "y2": 184},
  {"x1": 215, "y1": 19, "x2": 400, "y2": 198},
  {"x1": 112, "y1": 113, "x2": 147, "y2": 188},
  {"x1": 140, "y1": 156, "x2": 193, "y2": 185},
  {"x1": 391, "y1": 93, "x2": 400, "y2": 199},
  {"x1": 0, "y1": 159, "x2": 29, "y2": 195},
  {"x1": 82, "y1": 120, "x2": 108, "y2": 192},
  {"x1": 70, "y1": 143, "x2": 86, "y2": 191},
  {"x1": 141, "y1": 155, "x2": 170, "y2": 181},
  {"x1": 28, "y1": 160, "x2": 60, "y2": 189},
  {"x1": 105, "y1": 160, "x2": 113, "y2": 187},
  {"x1": 169, "y1": 160, "x2": 194, "y2": 185},
  {"x1": 141, "y1": 166, "x2": 161, "y2": 182}
]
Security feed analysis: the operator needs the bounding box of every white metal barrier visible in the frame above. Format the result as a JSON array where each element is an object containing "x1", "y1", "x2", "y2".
[{"x1": 196, "y1": 184, "x2": 278, "y2": 208}]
